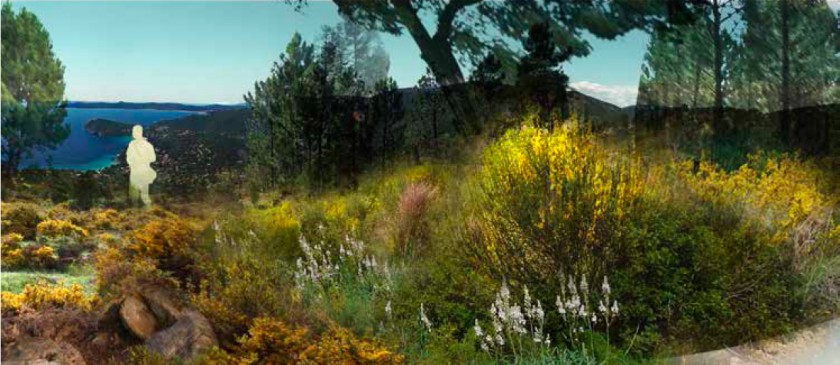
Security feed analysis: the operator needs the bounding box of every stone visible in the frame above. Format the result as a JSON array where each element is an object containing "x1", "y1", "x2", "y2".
[
  {"x1": 3, "y1": 336, "x2": 87, "y2": 365},
  {"x1": 145, "y1": 309, "x2": 218, "y2": 361},
  {"x1": 139, "y1": 285, "x2": 182, "y2": 325},
  {"x1": 119, "y1": 295, "x2": 157, "y2": 340}
]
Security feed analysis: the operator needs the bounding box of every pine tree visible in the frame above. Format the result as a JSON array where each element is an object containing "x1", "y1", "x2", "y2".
[
  {"x1": 1, "y1": 3, "x2": 69, "y2": 175},
  {"x1": 735, "y1": 0, "x2": 840, "y2": 145},
  {"x1": 516, "y1": 22, "x2": 572, "y2": 127}
]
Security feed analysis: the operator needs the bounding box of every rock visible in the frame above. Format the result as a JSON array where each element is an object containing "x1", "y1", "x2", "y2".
[
  {"x1": 145, "y1": 310, "x2": 218, "y2": 361},
  {"x1": 139, "y1": 285, "x2": 182, "y2": 325},
  {"x1": 119, "y1": 295, "x2": 157, "y2": 340},
  {"x1": 3, "y1": 336, "x2": 87, "y2": 365}
]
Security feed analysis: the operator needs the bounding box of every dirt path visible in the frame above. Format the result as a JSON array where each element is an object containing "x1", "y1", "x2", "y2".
[{"x1": 671, "y1": 319, "x2": 840, "y2": 365}]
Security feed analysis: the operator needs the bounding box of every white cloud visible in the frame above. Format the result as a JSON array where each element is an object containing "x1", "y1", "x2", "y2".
[
  {"x1": 570, "y1": 81, "x2": 638, "y2": 107},
  {"x1": 829, "y1": 0, "x2": 840, "y2": 11}
]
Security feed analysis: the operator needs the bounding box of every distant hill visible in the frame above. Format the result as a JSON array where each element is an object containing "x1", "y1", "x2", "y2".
[
  {"x1": 68, "y1": 101, "x2": 247, "y2": 112},
  {"x1": 567, "y1": 90, "x2": 634, "y2": 129},
  {"x1": 154, "y1": 108, "x2": 249, "y2": 135},
  {"x1": 395, "y1": 84, "x2": 634, "y2": 134},
  {"x1": 84, "y1": 119, "x2": 133, "y2": 137}
]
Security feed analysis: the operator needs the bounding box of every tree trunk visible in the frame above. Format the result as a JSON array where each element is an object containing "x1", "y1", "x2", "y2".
[
  {"x1": 712, "y1": 1, "x2": 725, "y2": 133},
  {"x1": 2, "y1": 148, "x2": 21, "y2": 176},
  {"x1": 780, "y1": 0, "x2": 792, "y2": 146},
  {"x1": 692, "y1": 56, "x2": 702, "y2": 108},
  {"x1": 391, "y1": 0, "x2": 480, "y2": 134}
]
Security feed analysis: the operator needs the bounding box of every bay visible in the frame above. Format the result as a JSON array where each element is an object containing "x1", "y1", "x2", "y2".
[{"x1": 22, "y1": 108, "x2": 196, "y2": 171}]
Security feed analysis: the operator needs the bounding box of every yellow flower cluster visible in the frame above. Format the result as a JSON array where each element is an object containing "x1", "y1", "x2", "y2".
[
  {"x1": 36, "y1": 219, "x2": 89, "y2": 238},
  {"x1": 246, "y1": 201, "x2": 300, "y2": 242},
  {"x1": 92, "y1": 208, "x2": 123, "y2": 229},
  {"x1": 678, "y1": 154, "x2": 831, "y2": 244},
  {"x1": 299, "y1": 325, "x2": 402, "y2": 365},
  {"x1": 127, "y1": 217, "x2": 195, "y2": 259},
  {"x1": 1, "y1": 202, "x2": 43, "y2": 238},
  {"x1": 1, "y1": 233, "x2": 25, "y2": 267},
  {"x1": 212, "y1": 317, "x2": 402, "y2": 365},
  {"x1": 30, "y1": 245, "x2": 56, "y2": 266},
  {"x1": 2, "y1": 233, "x2": 57, "y2": 269},
  {"x1": 479, "y1": 124, "x2": 642, "y2": 239},
  {"x1": 1, "y1": 282, "x2": 92, "y2": 312}
]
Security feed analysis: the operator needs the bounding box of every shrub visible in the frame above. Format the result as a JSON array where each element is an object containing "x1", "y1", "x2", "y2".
[
  {"x1": 92, "y1": 208, "x2": 123, "y2": 230},
  {"x1": 678, "y1": 154, "x2": 831, "y2": 249},
  {"x1": 92, "y1": 213, "x2": 197, "y2": 296},
  {"x1": 45, "y1": 202, "x2": 83, "y2": 226},
  {"x1": 241, "y1": 202, "x2": 302, "y2": 261},
  {"x1": 36, "y1": 219, "x2": 89, "y2": 239},
  {"x1": 464, "y1": 122, "x2": 833, "y2": 352},
  {"x1": 467, "y1": 123, "x2": 642, "y2": 290},
  {"x1": 1, "y1": 233, "x2": 25, "y2": 268},
  {"x1": 191, "y1": 258, "x2": 293, "y2": 349},
  {"x1": 128, "y1": 218, "x2": 195, "y2": 260},
  {"x1": 93, "y1": 245, "x2": 175, "y2": 297},
  {"x1": 1, "y1": 281, "x2": 92, "y2": 313},
  {"x1": 225, "y1": 317, "x2": 402, "y2": 365},
  {"x1": 395, "y1": 182, "x2": 437, "y2": 258},
  {"x1": 1, "y1": 235, "x2": 59, "y2": 270},
  {"x1": 1, "y1": 202, "x2": 44, "y2": 239},
  {"x1": 27, "y1": 245, "x2": 58, "y2": 268},
  {"x1": 191, "y1": 223, "x2": 299, "y2": 348}
]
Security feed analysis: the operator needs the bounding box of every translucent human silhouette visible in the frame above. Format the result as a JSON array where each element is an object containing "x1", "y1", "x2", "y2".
[{"x1": 126, "y1": 125, "x2": 157, "y2": 206}]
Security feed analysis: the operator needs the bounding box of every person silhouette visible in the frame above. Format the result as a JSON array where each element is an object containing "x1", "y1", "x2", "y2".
[{"x1": 126, "y1": 125, "x2": 157, "y2": 206}]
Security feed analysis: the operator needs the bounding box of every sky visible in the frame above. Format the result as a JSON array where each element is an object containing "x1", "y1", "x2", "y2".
[{"x1": 10, "y1": 1, "x2": 684, "y2": 106}]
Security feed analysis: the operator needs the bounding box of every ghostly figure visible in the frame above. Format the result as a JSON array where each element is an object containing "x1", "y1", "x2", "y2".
[{"x1": 126, "y1": 125, "x2": 157, "y2": 206}]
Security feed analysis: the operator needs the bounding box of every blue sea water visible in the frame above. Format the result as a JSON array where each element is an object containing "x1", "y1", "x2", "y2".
[{"x1": 22, "y1": 108, "x2": 195, "y2": 171}]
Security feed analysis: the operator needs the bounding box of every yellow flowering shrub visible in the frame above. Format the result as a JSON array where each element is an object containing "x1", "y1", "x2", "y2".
[
  {"x1": 45, "y1": 203, "x2": 83, "y2": 225},
  {"x1": 95, "y1": 232, "x2": 120, "y2": 245},
  {"x1": 127, "y1": 217, "x2": 196, "y2": 260},
  {"x1": 237, "y1": 317, "x2": 309, "y2": 363},
  {"x1": 1, "y1": 281, "x2": 92, "y2": 312},
  {"x1": 1, "y1": 233, "x2": 25, "y2": 268},
  {"x1": 468, "y1": 122, "x2": 643, "y2": 281},
  {"x1": 191, "y1": 258, "x2": 291, "y2": 348},
  {"x1": 1, "y1": 247, "x2": 24, "y2": 268},
  {"x1": 299, "y1": 326, "x2": 402, "y2": 365},
  {"x1": 1, "y1": 202, "x2": 43, "y2": 239},
  {"x1": 36, "y1": 219, "x2": 89, "y2": 239},
  {"x1": 243, "y1": 202, "x2": 301, "y2": 259},
  {"x1": 92, "y1": 208, "x2": 123, "y2": 230},
  {"x1": 93, "y1": 246, "x2": 129, "y2": 291},
  {"x1": 1, "y1": 237, "x2": 57, "y2": 270},
  {"x1": 678, "y1": 154, "x2": 832, "y2": 245},
  {"x1": 29, "y1": 245, "x2": 57, "y2": 267},
  {"x1": 3, "y1": 232, "x2": 24, "y2": 245},
  {"x1": 93, "y1": 244, "x2": 177, "y2": 296},
  {"x1": 216, "y1": 317, "x2": 402, "y2": 365}
]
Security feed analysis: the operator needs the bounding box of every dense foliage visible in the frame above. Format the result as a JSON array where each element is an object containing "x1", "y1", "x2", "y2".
[{"x1": 1, "y1": 2, "x2": 69, "y2": 174}]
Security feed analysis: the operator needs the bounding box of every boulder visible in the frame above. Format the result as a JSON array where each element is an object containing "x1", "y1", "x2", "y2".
[
  {"x1": 119, "y1": 295, "x2": 157, "y2": 340},
  {"x1": 145, "y1": 310, "x2": 218, "y2": 361},
  {"x1": 3, "y1": 336, "x2": 87, "y2": 365},
  {"x1": 139, "y1": 285, "x2": 182, "y2": 325}
]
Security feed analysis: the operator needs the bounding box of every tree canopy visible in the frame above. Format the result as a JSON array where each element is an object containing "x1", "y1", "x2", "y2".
[
  {"x1": 290, "y1": 0, "x2": 696, "y2": 133},
  {"x1": 1, "y1": 2, "x2": 68, "y2": 174}
]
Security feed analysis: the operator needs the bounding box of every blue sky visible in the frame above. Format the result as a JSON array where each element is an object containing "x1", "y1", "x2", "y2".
[{"x1": 13, "y1": 1, "x2": 658, "y2": 106}]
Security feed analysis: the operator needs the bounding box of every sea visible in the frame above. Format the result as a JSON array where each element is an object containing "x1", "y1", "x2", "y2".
[{"x1": 21, "y1": 108, "x2": 195, "y2": 171}]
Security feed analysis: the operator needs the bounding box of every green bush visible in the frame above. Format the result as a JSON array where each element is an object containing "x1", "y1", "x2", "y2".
[{"x1": 464, "y1": 123, "x2": 834, "y2": 353}]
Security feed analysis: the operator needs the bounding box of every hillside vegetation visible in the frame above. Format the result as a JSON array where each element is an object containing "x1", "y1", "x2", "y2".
[{"x1": 2, "y1": 114, "x2": 838, "y2": 364}]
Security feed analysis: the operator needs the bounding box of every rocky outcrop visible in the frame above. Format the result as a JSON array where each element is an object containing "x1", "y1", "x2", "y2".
[
  {"x1": 145, "y1": 310, "x2": 218, "y2": 360},
  {"x1": 3, "y1": 336, "x2": 87, "y2": 365},
  {"x1": 119, "y1": 295, "x2": 158, "y2": 340},
  {"x1": 116, "y1": 285, "x2": 217, "y2": 362}
]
